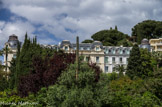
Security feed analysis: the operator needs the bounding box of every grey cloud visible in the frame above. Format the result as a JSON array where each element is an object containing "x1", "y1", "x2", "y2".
[{"x1": 1, "y1": 0, "x2": 162, "y2": 43}]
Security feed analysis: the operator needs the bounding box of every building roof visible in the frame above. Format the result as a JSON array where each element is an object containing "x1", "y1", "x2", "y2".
[{"x1": 141, "y1": 38, "x2": 149, "y2": 45}]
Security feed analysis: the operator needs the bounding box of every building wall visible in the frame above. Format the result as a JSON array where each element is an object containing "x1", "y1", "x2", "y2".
[
  {"x1": 3, "y1": 47, "x2": 17, "y2": 72},
  {"x1": 149, "y1": 38, "x2": 162, "y2": 52},
  {"x1": 4, "y1": 37, "x2": 132, "y2": 73}
]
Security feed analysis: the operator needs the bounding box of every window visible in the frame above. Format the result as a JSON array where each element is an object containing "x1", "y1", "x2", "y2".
[
  {"x1": 96, "y1": 57, "x2": 99, "y2": 63},
  {"x1": 65, "y1": 46, "x2": 68, "y2": 50},
  {"x1": 112, "y1": 57, "x2": 115, "y2": 63},
  {"x1": 105, "y1": 57, "x2": 108, "y2": 63},
  {"x1": 123, "y1": 50, "x2": 125, "y2": 54},
  {"x1": 80, "y1": 47, "x2": 84, "y2": 50},
  {"x1": 127, "y1": 50, "x2": 130, "y2": 54},
  {"x1": 113, "y1": 49, "x2": 115, "y2": 54},
  {"x1": 96, "y1": 47, "x2": 99, "y2": 51},
  {"x1": 74, "y1": 47, "x2": 76, "y2": 50},
  {"x1": 86, "y1": 57, "x2": 89, "y2": 62},
  {"x1": 109, "y1": 49, "x2": 111, "y2": 53},
  {"x1": 87, "y1": 47, "x2": 90, "y2": 50},
  {"x1": 116, "y1": 50, "x2": 118, "y2": 54},
  {"x1": 13, "y1": 54, "x2": 16, "y2": 58},
  {"x1": 120, "y1": 57, "x2": 122, "y2": 63},
  {"x1": 105, "y1": 49, "x2": 108, "y2": 54},
  {"x1": 120, "y1": 49, "x2": 122, "y2": 54},
  {"x1": 105, "y1": 66, "x2": 109, "y2": 72}
]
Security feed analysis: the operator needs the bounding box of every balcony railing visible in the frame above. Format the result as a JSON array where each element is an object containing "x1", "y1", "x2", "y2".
[{"x1": 157, "y1": 49, "x2": 162, "y2": 51}]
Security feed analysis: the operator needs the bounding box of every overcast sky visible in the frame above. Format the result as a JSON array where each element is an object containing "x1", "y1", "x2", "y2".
[{"x1": 0, "y1": 0, "x2": 162, "y2": 48}]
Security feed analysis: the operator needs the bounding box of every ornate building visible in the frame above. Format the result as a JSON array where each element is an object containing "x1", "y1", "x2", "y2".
[
  {"x1": 4, "y1": 34, "x2": 20, "y2": 72},
  {"x1": 7, "y1": 35, "x2": 156, "y2": 73},
  {"x1": 42, "y1": 40, "x2": 132, "y2": 73},
  {"x1": 140, "y1": 38, "x2": 151, "y2": 51}
]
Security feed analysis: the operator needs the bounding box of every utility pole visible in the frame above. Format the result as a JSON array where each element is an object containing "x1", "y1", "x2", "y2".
[{"x1": 76, "y1": 36, "x2": 79, "y2": 80}]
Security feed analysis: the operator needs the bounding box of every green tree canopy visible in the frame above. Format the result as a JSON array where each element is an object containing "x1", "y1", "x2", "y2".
[
  {"x1": 89, "y1": 27, "x2": 131, "y2": 46},
  {"x1": 132, "y1": 20, "x2": 162, "y2": 43},
  {"x1": 126, "y1": 44, "x2": 142, "y2": 79},
  {"x1": 126, "y1": 45, "x2": 154, "y2": 79},
  {"x1": 82, "y1": 39, "x2": 93, "y2": 43},
  {"x1": 46, "y1": 62, "x2": 100, "y2": 107}
]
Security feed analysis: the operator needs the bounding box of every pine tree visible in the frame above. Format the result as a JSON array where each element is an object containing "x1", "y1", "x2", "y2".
[{"x1": 126, "y1": 44, "x2": 142, "y2": 79}]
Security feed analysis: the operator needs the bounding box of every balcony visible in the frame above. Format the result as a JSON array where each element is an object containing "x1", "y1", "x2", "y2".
[
  {"x1": 156, "y1": 43, "x2": 162, "y2": 46},
  {"x1": 157, "y1": 49, "x2": 162, "y2": 51}
]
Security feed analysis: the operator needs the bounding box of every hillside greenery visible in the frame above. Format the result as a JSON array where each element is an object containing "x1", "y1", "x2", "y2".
[
  {"x1": 0, "y1": 20, "x2": 162, "y2": 106},
  {"x1": 132, "y1": 20, "x2": 162, "y2": 43},
  {"x1": 82, "y1": 26, "x2": 133, "y2": 47}
]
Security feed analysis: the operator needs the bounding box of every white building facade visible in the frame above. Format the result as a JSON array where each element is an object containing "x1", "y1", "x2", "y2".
[
  {"x1": 56, "y1": 40, "x2": 132, "y2": 73},
  {"x1": 4, "y1": 35, "x2": 133, "y2": 73}
]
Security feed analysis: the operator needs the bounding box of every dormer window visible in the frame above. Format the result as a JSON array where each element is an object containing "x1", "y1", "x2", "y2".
[
  {"x1": 123, "y1": 50, "x2": 125, "y2": 54},
  {"x1": 116, "y1": 49, "x2": 118, "y2": 54},
  {"x1": 105, "y1": 49, "x2": 108, "y2": 54},
  {"x1": 120, "y1": 49, "x2": 122, "y2": 54},
  {"x1": 87, "y1": 47, "x2": 90, "y2": 50},
  {"x1": 80, "y1": 47, "x2": 84, "y2": 50},
  {"x1": 13, "y1": 54, "x2": 16, "y2": 58},
  {"x1": 127, "y1": 50, "x2": 130, "y2": 54},
  {"x1": 113, "y1": 49, "x2": 115, "y2": 54},
  {"x1": 74, "y1": 47, "x2": 76, "y2": 50},
  {"x1": 96, "y1": 47, "x2": 100, "y2": 51},
  {"x1": 64, "y1": 46, "x2": 68, "y2": 51},
  {"x1": 109, "y1": 49, "x2": 111, "y2": 53}
]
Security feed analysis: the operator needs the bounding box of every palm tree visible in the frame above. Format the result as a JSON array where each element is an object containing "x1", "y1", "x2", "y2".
[
  {"x1": 151, "y1": 51, "x2": 162, "y2": 71},
  {"x1": 0, "y1": 64, "x2": 5, "y2": 78},
  {"x1": 2, "y1": 45, "x2": 13, "y2": 74},
  {"x1": 114, "y1": 64, "x2": 126, "y2": 77},
  {"x1": 0, "y1": 51, "x2": 5, "y2": 78}
]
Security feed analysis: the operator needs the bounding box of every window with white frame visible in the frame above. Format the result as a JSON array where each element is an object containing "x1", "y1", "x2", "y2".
[
  {"x1": 127, "y1": 50, "x2": 130, "y2": 54},
  {"x1": 112, "y1": 57, "x2": 115, "y2": 63},
  {"x1": 96, "y1": 56, "x2": 99, "y2": 63},
  {"x1": 109, "y1": 49, "x2": 111, "y2": 53},
  {"x1": 113, "y1": 49, "x2": 115, "y2": 54},
  {"x1": 120, "y1": 57, "x2": 122, "y2": 63},
  {"x1": 85, "y1": 56, "x2": 89, "y2": 62},
  {"x1": 123, "y1": 50, "x2": 125, "y2": 54},
  {"x1": 96, "y1": 47, "x2": 100, "y2": 51},
  {"x1": 13, "y1": 54, "x2": 16, "y2": 58},
  {"x1": 64, "y1": 46, "x2": 68, "y2": 50},
  {"x1": 74, "y1": 47, "x2": 76, "y2": 50},
  {"x1": 120, "y1": 49, "x2": 122, "y2": 54},
  {"x1": 105, "y1": 66, "x2": 109, "y2": 72},
  {"x1": 87, "y1": 47, "x2": 90, "y2": 50},
  {"x1": 105, "y1": 49, "x2": 108, "y2": 54},
  {"x1": 80, "y1": 47, "x2": 84, "y2": 50},
  {"x1": 105, "y1": 57, "x2": 108, "y2": 63}
]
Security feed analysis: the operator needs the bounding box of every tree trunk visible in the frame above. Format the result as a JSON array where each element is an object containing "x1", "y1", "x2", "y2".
[{"x1": 76, "y1": 36, "x2": 79, "y2": 80}]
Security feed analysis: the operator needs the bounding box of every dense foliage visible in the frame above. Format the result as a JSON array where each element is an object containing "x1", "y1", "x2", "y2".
[
  {"x1": 126, "y1": 44, "x2": 142, "y2": 79},
  {"x1": 18, "y1": 52, "x2": 76, "y2": 97},
  {"x1": 9, "y1": 33, "x2": 56, "y2": 90},
  {"x1": 126, "y1": 44, "x2": 154, "y2": 79},
  {"x1": 46, "y1": 63, "x2": 101, "y2": 107},
  {"x1": 0, "y1": 21, "x2": 162, "y2": 106},
  {"x1": 132, "y1": 20, "x2": 162, "y2": 43},
  {"x1": 82, "y1": 26, "x2": 132, "y2": 46},
  {"x1": 82, "y1": 39, "x2": 93, "y2": 43}
]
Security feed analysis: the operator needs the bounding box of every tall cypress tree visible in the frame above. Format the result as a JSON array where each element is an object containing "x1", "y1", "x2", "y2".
[
  {"x1": 126, "y1": 44, "x2": 142, "y2": 79},
  {"x1": 15, "y1": 33, "x2": 32, "y2": 87}
]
